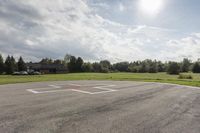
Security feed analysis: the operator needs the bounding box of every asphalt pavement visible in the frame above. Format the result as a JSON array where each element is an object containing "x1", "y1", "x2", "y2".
[{"x1": 0, "y1": 81, "x2": 200, "y2": 133}]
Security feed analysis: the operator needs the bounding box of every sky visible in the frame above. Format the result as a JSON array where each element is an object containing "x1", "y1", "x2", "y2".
[{"x1": 0, "y1": 0, "x2": 200, "y2": 62}]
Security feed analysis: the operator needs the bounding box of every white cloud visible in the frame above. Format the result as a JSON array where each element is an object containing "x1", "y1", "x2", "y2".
[
  {"x1": 119, "y1": 3, "x2": 125, "y2": 12},
  {"x1": 0, "y1": 0, "x2": 199, "y2": 62},
  {"x1": 160, "y1": 34, "x2": 200, "y2": 61}
]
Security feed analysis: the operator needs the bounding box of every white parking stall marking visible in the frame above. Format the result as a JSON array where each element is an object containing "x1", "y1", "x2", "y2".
[
  {"x1": 48, "y1": 85, "x2": 61, "y2": 89},
  {"x1": 71, "y1": 89, "x2": 94, "y2": 94},
  {"x1": 27, "y1": 84, "x2": 118, "y2": 95},
  {"x1": 68, "y1": 83, "x2": 83, "y2": 87},
  {"x1": 28, "y1": 89, "x2": 72, "y2": 94},
  {"x1": 27, "y1": 89, "x2": 40, "y2": 94},
  {"x1": 91, "y1": 90, "x2": 117, "y2": 95},
  {"x1": 93, "y1": 85, "x2": 116, "y2": 91},
  {"x1": 71, "y1": 84, "x2": 117, "y2": 95},
  {"x1": 26, "y1": 85, "x2": 63, "y2": 94}
]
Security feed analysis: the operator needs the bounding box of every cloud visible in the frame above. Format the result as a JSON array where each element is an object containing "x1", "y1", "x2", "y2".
[
  {"x1": 0, "y1": 0, "x2": 199, "y2": 62},
  {"x1": 160, "y1": 34, "x2": 200, "y2": 61},
  {"x1": 119, "y1": 3, "x2": 125, "y2": 12}
]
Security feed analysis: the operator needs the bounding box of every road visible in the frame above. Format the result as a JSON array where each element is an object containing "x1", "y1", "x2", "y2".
[{"x1": 0, "y1": 81, "x2": 200, "y2": 133}]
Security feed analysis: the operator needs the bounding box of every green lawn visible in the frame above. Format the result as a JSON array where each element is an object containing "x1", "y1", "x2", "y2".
[{"x1": 0, "y1": 72, "x2": 200, "y2": 87}]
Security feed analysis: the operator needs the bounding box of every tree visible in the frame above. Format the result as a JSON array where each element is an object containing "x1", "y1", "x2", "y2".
[
  {"x1": 82, "y1": 63, "x2": 93, "y2": 72},
  {"x1": 113, "y1": 62, "x2": 129, "y2": 72},
  {"x1": 192, "y1": 62, "x2": 200, "y2": 73},
  {"x1": 17, "y1": 56, "x2": 27, "y2": 71},
  {"x1": 157, "y1": 61, "x2": 166, "y2": 72},
  {"x1": 92, "y1": 62, "x2": 102, "y2": 72},
  {"x1": 76, "y1": 57, "x2": 84, "y2": 72},
  {"x1": 11, "y1": 56, "x2": 17, "y2": 71},
  {"x1": 40, "y1": 58, "x2": 53, "y2": 64},
  {"x1": 68, "y1": 56, "x2": 77, "y2": 72},
  {"x1": 53, "y1": 59, "x2": 63, "y2": 65},
  {"x1": 0, "y1": 54, "x2": 4, "y2": 74},
  {"x1": 128, "y1": 65, "x2": 138, "y2": 73},
  {"x1": 99, "y1": 60, "x2": 111, "y2": 73},
  {"x1": 181, "y1": 58, "x2": 191, "y2": 72},
  {"x1": 5, "y1": 56, "x2": 17, "y2": 74},
  {"x1": 138, "y1": 62, "x2": 147, "y2": 73},
  {"x1": 148, "y1": 60, "x2": 158, "y2": 73},
  {"x1": 167, "y1": 62, "x2": 180, "y2": 75},
  {"x1": 64, "y1": 54, "x2": 72, "y2": 65},
  {"x1": 128, "y1": 61, "x2": 140, "y2": 72},
  {"x1": 5, "y1": 56, "x2": 13, "y2": 74}
]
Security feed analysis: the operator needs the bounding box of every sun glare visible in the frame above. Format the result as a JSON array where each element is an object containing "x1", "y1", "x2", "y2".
[{"x1": 139, "y1": 0, "x2": 164, "y2": 16}]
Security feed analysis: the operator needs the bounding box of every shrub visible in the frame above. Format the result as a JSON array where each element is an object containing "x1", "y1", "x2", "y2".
[
  {"x1": 100, "y1": 67, "x2": 109, "y2": 73},
  {"x1": 178, "y1": 74, "x2": 193, "y2": 79}
]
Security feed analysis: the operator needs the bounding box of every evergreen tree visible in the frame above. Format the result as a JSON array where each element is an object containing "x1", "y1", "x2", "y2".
[
  {"x1": 5, "y1": 56, "x2": 17, "y2": 74},
  {"x1": 5, "y1": 56, "x2": 13, "y2": 74},
  {"x1": 76, "y1": 57, "x2": 84, "y2": 72},
  {"x1": 192, "y1": 62, "x2": 200, "y2": 73},
  {"x1": 181, "y1": 58, "x2": 191, "y2": 72},
  {"x1": 53, "y1": 59, "x2": 63, "y2": 65},
  {"x1": 11, "y1": 56, "x2": 17, "y2": 71},
  {"x1": 40, "y1": 58, "x2": 53, "y2": 64},
  {"x1": 68, "y1": 56, "x2": 77, "y2": 72},
  {"x1": 0, "y1": 54, "x2": 4, "y2": 74},
  {"x1": 18, "y1": 56, "x2": 27, "y2": 71}
]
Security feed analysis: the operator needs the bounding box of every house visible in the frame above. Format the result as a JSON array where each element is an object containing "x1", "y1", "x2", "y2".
[{"x1": 27, "y1": 63, "x2": 68, "y2": 74}]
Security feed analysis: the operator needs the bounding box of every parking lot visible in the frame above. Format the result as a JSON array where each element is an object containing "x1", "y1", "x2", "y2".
[{"x1": 0, "y1": 81, "x2": 200, "y2": 133}]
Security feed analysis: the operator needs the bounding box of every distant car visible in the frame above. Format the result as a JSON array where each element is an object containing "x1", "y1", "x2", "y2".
[
  {"x1": 12, "y1": 71, "x2": 28, "y2": 75},
  {"x1": 33, "y1": 72, "x2": 41, "y2": 75},
  {"x1": 20, "y1": 71, "x2": 28, "y2": 75},
  {"x1": 12, "y1": 72, "x2": 20, "y2": 75},
  {"x1": 28, "y1": 71, "x2": 41, "y2": 75}
]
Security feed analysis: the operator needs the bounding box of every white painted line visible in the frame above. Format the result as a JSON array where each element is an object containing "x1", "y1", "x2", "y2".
[
  {"x1": 34, "y1": 89, "x2": 72, "y2": 94},
  {"x1": 91, "y1": 90, "x2": 117, "y2": 95},
  {"x1": 93, "y1": 85, "x2": 116, "y2": 91},
  {"x1": 27, "y1": 88, "x2": 72, "y2": 94},
  {"x1": 27, "y1": 84, "x2": 118, "y2": 95},
  {"x1": 48, "y1": 85, "x2": 61, "y2": 89},
  {"x1": 71, "y1": 89, "x2": 117, "y2": 95},
  {"x1": 68, "y1": 83, "x2": 82, "y2": 87},
  {"x1": 27, "y1": 89, "x2": 40, "y2": 94},
  {"x1": 71, "y1": 89, "x2": 93, "y2": 94},
  {"x1": 30, "y1": 87, "x2": 60, "y2": 91},
  {"x1": 70, "y1": 84, "x2": 117, "y2": 95},
  {"x1": 52, "y1": 83, "x2": 69, "y2": 86},
  {"x1": 91, "y1": 84, "x2": 115, "y2": 86},
  {"x1": 155, "y1": 82, "x2": 200, "y2": 90}
]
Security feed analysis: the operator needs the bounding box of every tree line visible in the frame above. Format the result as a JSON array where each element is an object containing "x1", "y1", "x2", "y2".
[
  {"x1": 0, "y1": 55, "x2": 26, "y2": 74},
  {"x1": 1, "y1": 53, "x2": 200, "y2": 75}
]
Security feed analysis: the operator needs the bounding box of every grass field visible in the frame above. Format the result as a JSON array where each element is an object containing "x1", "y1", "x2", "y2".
[{"x1": 0, "y1": 72, "x2": 200, "y2": 87}]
